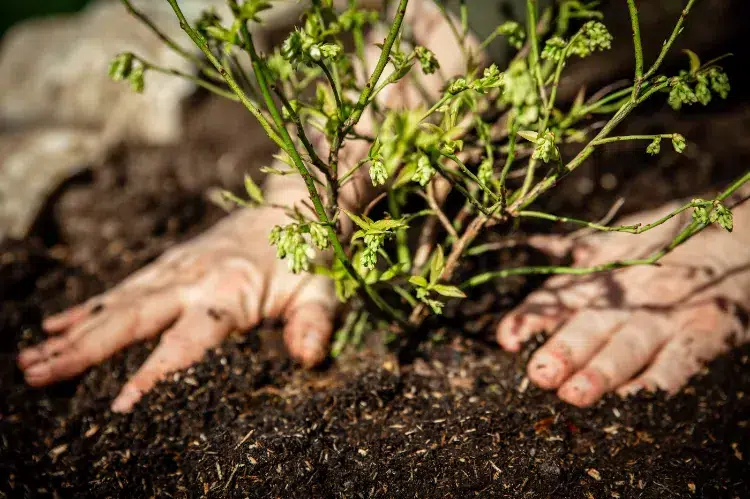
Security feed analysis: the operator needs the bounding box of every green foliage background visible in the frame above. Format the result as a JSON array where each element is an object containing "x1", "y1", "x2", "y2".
[{"x1": 0, "y1": 0, "x2": 91, "y2": 38}]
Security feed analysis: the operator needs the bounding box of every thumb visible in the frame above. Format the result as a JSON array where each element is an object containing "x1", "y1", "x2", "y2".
[{"x1": 282, "y1": 274, "x2": 337, "y2": 367}]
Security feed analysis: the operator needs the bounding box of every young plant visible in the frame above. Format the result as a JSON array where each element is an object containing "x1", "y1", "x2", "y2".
[{"x1": 111, "y1": 0, "x2": 747, "y2": 352}]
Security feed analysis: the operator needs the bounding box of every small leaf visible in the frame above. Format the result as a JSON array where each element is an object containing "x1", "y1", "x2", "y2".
[
  {"x1": 259, "y1": 166, "x2": 295, "y2": 175},
  {"x1": 683, "y1": 49, "x2": 701, "y2": 75},
  {"x1": 393, "y1": 160, "x2": 419, "y2": 188},
  {"x1": 715, "y1": 204, "x2": 733, "y2": 232},
  {"x1": 371, "y1": 219, "x2": 408, "y2": 231},
  {"x1": 517, "y1": 130, "x2": 539, "y2": 143},
  {"x1": 420, "y1": 122, "x2": 445, "y2": 136},
  {"x1": 244, "y1": 174, "x2": 265, "y2": 204},
  {"x1": 390, "y1": 62, "x2": 414, "y2": 83},
  {"x1": 429, "y1": 246, "x2": 445, "y2": 284},
  {"x1": 646, "y1": 137, "x2": 661, "y2": 156},
  {"x1": 221, "y1": 190, "x2": 251, "y2": 208},
  {"x1": 380, "y1": 264, "x2": 402, "y2": 281},
  {"x1": 671, "y1": 133, "x2": 687, "y2": 153},
  {"x1": 409, "y1": 275, "x2": 429, "y2": 288},
  {"x1": 691, "y1": 199, "x2": 710, "y2": 225},
  {"x1": 341, "y1": 209, "x2": 371, "y2": 230},
  {"x1": 273, "y1": 152, "x2": 295, "y2": 168},
  {"x1": 431, "y1": 284, "x2": 467, "y2": 298}
]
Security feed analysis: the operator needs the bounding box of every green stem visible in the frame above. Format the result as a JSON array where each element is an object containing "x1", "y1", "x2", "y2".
[
  {"x1": 338, "y1": 158, "x2": 370, "y2": 186},
  {"x1": 435, "y1": 1, "x2": 467, "y2": 59},
  {"x1": 317, "y1": 62, "x2": 344, "y2": 119},
  {"x1": 525, "y1": 0, "x2": 548, "y2": 107},
  {"x1": 626, "y1": 0, "x2": 644, "y2": 98},
  {"x1": 233, "y1": 20, "x2": 406, "y2": 326},
  {"x1": 272, "y1": 85, "x2": 332, "y2": 183},
  {"x1": 165, "y1": 0, "x2": 284, "y2": 150},
  {"x1": 518, "y1": 198, "x2": 698, "y2": 234},
  {"x1": 120, "y1": 0, "x2": 222, "y2": 80},
  {"x1": 510, "y1": 100, "x2": 635, "y2": 212},
  {"x1": 499, "y1": 118, "x2": 519, "y2": 210},
  {"x1": 420, "y1": 95, "x2": 451, "y2": 122},
  {"x1": 144, "y1": 61, "x2": 239, "y2": 101},
  {"x1": 389, "y1": 192, "x2": 411, "y2": 269},
  {"x1": 344, "y1": 0, "x2": 410, "y2": 132},
  {"x1": 470, "y1": 171, "x2": 750, "y2": 288},
  {"x1": 642, "y1": 0, "x2": 698, "y2": 80},
  {"x1": 369, "y1": 55, "x2": 416, "y2": 103},
  {"x1": 559, "y1": 86, "x2": 633, "y2": 129},
  {"x1": 433, "y1": 163, "x2": 493, "y2": 218},
  {"x1": 444, "y1": 154, "x2": 499, "y2": 203},
  {"x1": 591, "y1": 133, "x2": 676, "y2": 146}
]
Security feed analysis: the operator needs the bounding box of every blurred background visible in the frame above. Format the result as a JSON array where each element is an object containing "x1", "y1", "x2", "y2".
[{"x1": 0, "y1": 0, "x2": 90, "y2": 38}]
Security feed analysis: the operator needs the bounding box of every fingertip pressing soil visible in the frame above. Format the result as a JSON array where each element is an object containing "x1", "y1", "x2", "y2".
[{"x1": 2, "y1": 92, "x2": 750, "y2": 498}]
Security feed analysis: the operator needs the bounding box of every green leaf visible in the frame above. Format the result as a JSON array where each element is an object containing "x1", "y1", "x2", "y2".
[
  {"x1": 204, "y1": 25, "x2": 236, "y2": 44},
  {"x1": 671, "y1": 133, "x2": 687, "y2": 153},
  {"x1": 273, "y1": 152, "x2": 295, "y2": 168},
  {"x1": 259, "y1": 166, "x2": 295, "y2": 175},
  {"x1": 429, "y1": 246, "x2": 445, "y2": 284},
  {"x1": 646, "y1": 137, "x2": 661, "y2": 156},
  {"x1": 244, "y1": 174, "x2": 265, "y2": 204},
  {"x1": 341, "y1": 209, "x2": 371, "y2": 230},
  {"x1": 517, "y1": 130, "x2": 539, "y2": 143},
  {"x1": 691, "y1": 199, "x2": 710, "y2": 225},
  {"x1": 431, "y1": 284, "x2": 467, "y2": 298},
  {"x1": 420, "y1": 122, "x2": 445, "y2": 136},
  {"x1": 393, "y1": 160, "x2": 419, "y2": 188},
  {"x1": 389, "y1": 62, "x2": 414, "y2": 83},
  {"x1": 221, "y1": 190, "x2": 251, "y2": 208},
  {"x1": 715, "y1": 204, "x2": 733, "y2": 232},
  {"x1": 380, "y1": 263, "x2": 402, "y2": 281},
  {"x1": 683, "y1": 49, "x2": 701, "y2": 75},
  {"x1": 370, "y1": 219, "x2": 407, "y2": 231},
  {"x1": 409, "y1": 275, "x2": 429, "y2": 288}
]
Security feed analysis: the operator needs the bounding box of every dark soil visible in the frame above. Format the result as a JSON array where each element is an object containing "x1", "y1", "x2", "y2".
[{"x1": 3, "y1": 85, "x2": 750, "y2": 498}]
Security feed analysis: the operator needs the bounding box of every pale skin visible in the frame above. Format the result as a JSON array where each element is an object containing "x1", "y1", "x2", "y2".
[{"x1": 17, "y1": 0, "x2": 750, "y2": 412}]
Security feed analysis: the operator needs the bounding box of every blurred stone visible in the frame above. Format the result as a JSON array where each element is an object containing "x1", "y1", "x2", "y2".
[
  {"x1": 0, "y1": 0, "x2": 304, "y2": 241},
  {"x1": 0, "y1": 129, "x2": 102, "y2": 240}
]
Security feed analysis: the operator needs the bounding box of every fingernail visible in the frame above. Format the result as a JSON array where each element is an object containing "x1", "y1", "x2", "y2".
[
  {"x1": 300, "y1": 331, "x2": 326, "y2": 367},
  {"x1": 111, "y1": 387, "x2": 140, "y2": 413},
  {"x1": 530, "y1": 352, "x2": 564, "y2": 387},
  {"x1": 497, "y1": 318, "x2": 523, "y2": 352},
  {"x1": 619, "y1": 383, "x2": 644, "y2": 397},
  {"x1": 303, "y1": 330, "x2": 322, "y2": 352},
  {"x1": 568, "y1": 373, "x2": 592, "y2": 393},
  {"x1": 559, "y1": 374, "x2": 592, "y2": 405}
]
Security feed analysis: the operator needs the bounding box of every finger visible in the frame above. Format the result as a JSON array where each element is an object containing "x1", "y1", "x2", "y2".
[
  {"x1": 111, "y1": 307, "x2": 235, "y2": 413},
  {"x1": 42, "y1": 304, "x2": 89, "y2": 333},
  {"x1": 618, "y1": 301, "x2": 746, "y2": 396},
  {"x1": 282, "y1": 275, "x2": 336, "y2": 367},
  {"x1": 19, "y1": 311, "x2": 112, "y2": 369},
  {"x1": 557, "y1": 312, "x2": 670, "y2": 407},
  {"x1": 23, "y1": 291, "x2": 183, "y2": 387},
  {"x1": 527, "y1": 309, "x2": 628, "y2": 390},
  {"x1": 496, "y1": 267, "x2": 615, "y2": 352},
  {"x1": 496, "y1": 301, "x2": 570, "y2": 352}
]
